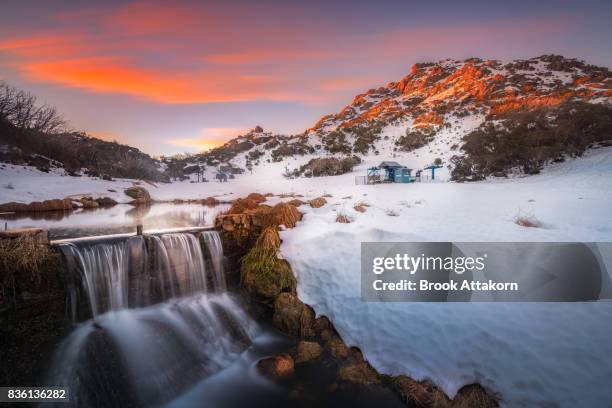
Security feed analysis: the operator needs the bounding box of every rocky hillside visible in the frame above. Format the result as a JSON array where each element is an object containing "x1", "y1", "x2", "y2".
[{"x1": 183, "y1": 55, "x2": 611, "y2": 181}]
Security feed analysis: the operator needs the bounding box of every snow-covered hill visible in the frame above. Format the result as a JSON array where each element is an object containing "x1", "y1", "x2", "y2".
[{"x1": 176, "y1": 55, "x2": 610, "y2": 183}]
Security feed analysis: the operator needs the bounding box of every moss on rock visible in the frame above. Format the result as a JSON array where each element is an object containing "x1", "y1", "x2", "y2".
[{"x1": 241, "y1": 246, "x2": 296, "y2": 300}]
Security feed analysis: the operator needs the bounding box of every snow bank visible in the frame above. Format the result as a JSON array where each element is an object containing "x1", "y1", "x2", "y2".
[{"x1": 278, "y1": 147, "x2": 612, "y2": 407}]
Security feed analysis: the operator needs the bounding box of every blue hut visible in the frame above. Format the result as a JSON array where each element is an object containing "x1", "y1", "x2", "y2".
[
  {"x1": 377, "y1": 161, "x2": 414, "y2": 183},
  {"x1": 357, "y1": 161, "x2": 413, "y2": 184}
]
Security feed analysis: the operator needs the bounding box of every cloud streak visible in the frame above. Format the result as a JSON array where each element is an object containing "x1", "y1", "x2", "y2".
[{"x1": 0, "y1": 2, "x2": 578, "y2": 106}]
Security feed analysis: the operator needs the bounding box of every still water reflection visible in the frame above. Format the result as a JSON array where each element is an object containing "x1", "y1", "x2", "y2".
[{"x1": 0, "y1": 203, "x2": 230, "y2": 239}]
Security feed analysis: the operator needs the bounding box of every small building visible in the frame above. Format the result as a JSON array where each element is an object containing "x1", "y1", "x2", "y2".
[
  {"x1": 358, "y1": 161, "x2": 413, "y2": 184},
  {"x1": 378, "y1": 161, "x2": 404, "y2": 181},
  {"x1": 394, "y1": 167, "x2": 414, "y2": 183}
]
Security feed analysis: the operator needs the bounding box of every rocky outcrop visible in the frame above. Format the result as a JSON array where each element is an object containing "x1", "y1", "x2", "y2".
[
  {"x1": 79, "y1": 197, "x2": 99, "y2": 209},
  {"x1": 0, "y1": 198, "x2": 76, "y2": 213},
  {"x1": 94, "y1": 197, "x2": 118, "y2": 207}
]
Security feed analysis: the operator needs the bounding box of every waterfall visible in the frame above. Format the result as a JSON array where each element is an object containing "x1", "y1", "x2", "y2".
[
  {"x1": 58, "y1": 230, "x2": 227, "y2": 319},
  {"x1": 48, "y1": 230, "x2": 265, "y2": 407}
]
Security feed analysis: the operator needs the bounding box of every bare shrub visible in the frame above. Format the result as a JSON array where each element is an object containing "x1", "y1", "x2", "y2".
[
  {"x1": 335, "y1": 212, "x2": 352, "y2": 224},
  {"x1": 513, "y1": 212, "x2": 540, "y2": 228},
  {"x1": 354, "y1": 201, "x2": 369, "y2": 213}
]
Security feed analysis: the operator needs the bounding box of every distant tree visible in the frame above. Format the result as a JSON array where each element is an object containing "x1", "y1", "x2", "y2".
[{"x1": 0, "y1": 81, "x2": 65, "y2": 133}]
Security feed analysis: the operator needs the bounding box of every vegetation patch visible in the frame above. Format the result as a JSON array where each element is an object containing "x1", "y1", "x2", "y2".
[
  {"x1": 271, "y1": 136, "x2": 315, "y2": 162},
  {"x1": 322, "y1": 131, "x2": 352, "y2": 154},
  {"x1": 309, "y1": 197, "x2": 327, "y2": 208},
  {"x1": 287, "y1": 156, "x2": 361, "y2": 178},
  {"x1": 0, "y1": 233, "x2": 56, "y2": 299},
  {"x1": 335, "y1": 213, "x2": 352, "y2": 224},
  {"x1": 395, "y1": 127, "x2": 436, "y2": 151},
  {"x1": 451, "y1": 102, "x2": 612, "y2": 181}
]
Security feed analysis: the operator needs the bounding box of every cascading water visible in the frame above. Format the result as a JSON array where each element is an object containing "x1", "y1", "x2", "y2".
[
  {"x1": 47, "y1": 231, "x2": 279, "y2": 407},
  {"x1": 58, "y1": 231, "x2": 228, "y2": 319}
]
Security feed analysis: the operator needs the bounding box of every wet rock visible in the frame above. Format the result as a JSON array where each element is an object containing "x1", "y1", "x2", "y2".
[
  {"x1": 124, "y1": 186, "x2": 151, "y2": 204},
  {"x1": 80, "y1": 197, "x2": 99, "y2": 209},
  {"x1": 95, "y1": 197, "x2": 118, "y2": 207},
  {"x1": 0, "y1": 199, "x2": 76, "y2": 213},
  {"x1": 272, "y1": 293, "x2": 315, "y2": 338},
  {"x1": 257, "y1": 353, "x2": 294, "y2": 381},
  {"x1": 293, "y1": 341, "x2": 322, "y2": 364}
]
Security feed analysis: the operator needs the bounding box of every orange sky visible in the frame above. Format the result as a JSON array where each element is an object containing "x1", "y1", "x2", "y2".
[{"x1": 0, "y1": 0, "x2": 609, "y2": 154}]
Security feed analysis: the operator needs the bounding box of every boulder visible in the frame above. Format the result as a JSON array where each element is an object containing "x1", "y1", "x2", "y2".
[
  {"x1": 257, "y1": 353, "x2": 294, "y2": 381},
  {"x1": 272, "y1": 293, "x2": 315, "y2": 338},
  {"x1": 293, "y1": 341, "x2": 322, "y2": 364},
  {"x1": 95, "y1": 197, "x2": 118, "y2": 207},
  {"x1": 80, "y1": 197, "x2": 99, "y2": 209},
  {"x1": 124, "y1": 186, "x2": 151, "y2": 203}
]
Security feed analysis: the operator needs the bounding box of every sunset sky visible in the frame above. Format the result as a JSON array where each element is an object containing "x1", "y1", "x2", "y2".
[{"x1": 1, "y1": 0, "x2": 611, "y2": 155}]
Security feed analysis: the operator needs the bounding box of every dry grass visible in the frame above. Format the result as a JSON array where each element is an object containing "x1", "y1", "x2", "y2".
[
  {"x1": 354, "y1": 201, "x2": 370, "y2": 213},
  {"x1": 241, "y1": 244, "x2": 296, "y2": 298},
  {"x1": 256, "y1": 226, "x2": 281, "y2": 249},
  {"x1": 286, "y1": 198, "x2": 305, "y2": 207},
  {"x1": 268, "y1": 202, "x2": 302, "y2": 228},
  {"x1": 246, "y1": 193, "x2": 267, "y2": 204},
  {"x1": 336, "y1": 213, "x2": 352, "y2": 224},
  {"x1": 227, "y1": 197, "x2": 260, "y2": 214},
  {"x1": 0, "y1": 233, "x2": 53, "y2": 298},
  {"x1": 309, "y1": 197, "x2": 327, "y2": 208},
  {"x1": 513, "y1": 212, "x2": 540, "y2": 228}
]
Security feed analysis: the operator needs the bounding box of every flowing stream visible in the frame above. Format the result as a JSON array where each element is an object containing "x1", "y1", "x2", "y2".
[{"x1": 47, "y1": 231, "x2": 284, "y2": 407}]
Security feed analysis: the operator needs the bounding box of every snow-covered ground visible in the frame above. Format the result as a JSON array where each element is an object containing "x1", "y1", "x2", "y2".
[{"x1": 2, "y1": 146, "x2": 612, "y2": 407}]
